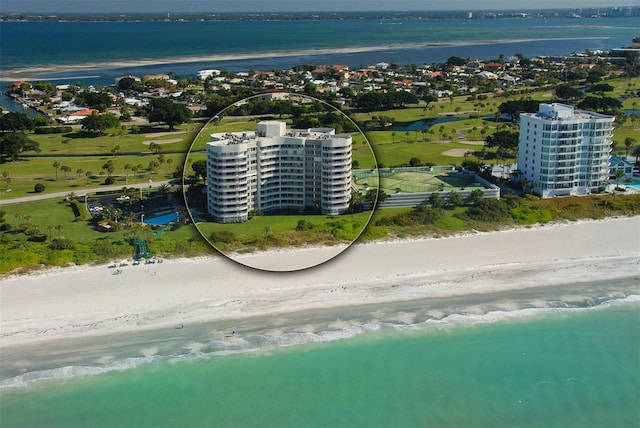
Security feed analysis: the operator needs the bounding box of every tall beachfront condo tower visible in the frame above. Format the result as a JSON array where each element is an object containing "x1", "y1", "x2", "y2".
[
  {"x1": 518, "y1": 103, "x2": 614, "y2": 198},
  {"x1": 206, "y1": 121, "x2": 352, "y2": 223}
]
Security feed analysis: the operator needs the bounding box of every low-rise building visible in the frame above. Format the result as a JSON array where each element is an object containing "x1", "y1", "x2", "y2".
[{"x1": 610, "y1": 154, "x2": 634, "y2": 179}]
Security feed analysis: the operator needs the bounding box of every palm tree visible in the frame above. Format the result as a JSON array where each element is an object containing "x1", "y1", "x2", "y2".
[
  {"x1": 54, "y1": 224, "x2": 63, "y2": 240},
  {"x1": 124, "y1": 163, "x2": 131, "y2": 184},
  {"x1": 60, "y1": 165, "x2": 71, "y2": 179},
  {"x1": 624, "y1": 137, "x2": 636, "y2": 157},
  {"x1": 102, "y1": 160, "x2": 115, "y2": 177},
  {"x1": 13, "y1": 212, "x2": 23, "y2": 231},
  {"x1": 613, "y1": 169, "x2": 625, "y2": 190},
  {"x1": 159, "y1": 183, "x2": 171, "y2": 202},
  {"x1": 633, "y1": 146, "x2": 640, "y2": 164},
  {"x1": 52, "y1": 161, "x2": 60, "y2": 180},
  {"x1": 148, "y1": 160, "x2": 160, "y2": 174},
  {"x1": 76, "y1": 168, "x2": 83, "y2": 179}
]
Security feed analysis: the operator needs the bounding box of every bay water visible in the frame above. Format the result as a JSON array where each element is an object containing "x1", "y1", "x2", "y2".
[{"x1": 1, "y1": 17, "x2": 638, "y2": 85}]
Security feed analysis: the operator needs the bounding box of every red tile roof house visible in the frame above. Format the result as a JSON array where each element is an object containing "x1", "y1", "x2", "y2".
[
  {"x1": 58, "y1": 108, "x2": 99, "y2": 123},
  {"x1": 571, "y1": 63, "x2": 598, "y2": 71},
  {"x1": 7, "y1": 81, "x2": 32, "y2": 95},
  {"x1": 485, "y1": 62, "x2": 506, "y2": 72}
]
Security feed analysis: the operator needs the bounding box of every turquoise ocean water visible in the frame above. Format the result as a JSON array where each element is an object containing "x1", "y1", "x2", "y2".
[{"x1": 1, "y1": 290, "x2": 639, "y2": 427}]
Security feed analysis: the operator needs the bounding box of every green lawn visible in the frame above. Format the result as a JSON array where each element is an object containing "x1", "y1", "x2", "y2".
[
  {"x1": 0, "y1": 121, "x2": 201, "y2": 198},
  {"x1": 0, "y1": 152, "x2": 187, "y2": 198},
  {"x1": 1, "y1": 198, "x2": 125, "y2": 243},
  {"x1": 195, "y1": 210, "x2": 375, "y2": 253},
  {"x1": 30, "y1": 122, "x2": 199, "y2": 156}
]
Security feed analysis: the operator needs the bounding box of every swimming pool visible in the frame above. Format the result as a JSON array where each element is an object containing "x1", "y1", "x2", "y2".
[
  {"x1": 626, "y1": 178, "x2": 640, "y2": 191},
  {"x1": 145, "y1": 212, "x2": 179, "y2": 226}
]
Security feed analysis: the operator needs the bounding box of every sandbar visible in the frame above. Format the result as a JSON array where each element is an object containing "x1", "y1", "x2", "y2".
[{"x1": 0, "y1": 37, "x2": 604, "y2": 81}]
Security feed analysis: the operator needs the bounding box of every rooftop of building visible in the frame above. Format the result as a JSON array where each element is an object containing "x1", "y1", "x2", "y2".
[
  {"x1": 522, "y1": 103, "x2": 615, "y2": 121},
  {"x1": 208, "y1": 121, "x2": 350, "y2": 146}
]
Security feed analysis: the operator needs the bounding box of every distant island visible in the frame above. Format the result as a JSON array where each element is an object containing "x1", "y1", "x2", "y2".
[{"x1": 1, "y1": 7, "x2": 638, "y2": 22}]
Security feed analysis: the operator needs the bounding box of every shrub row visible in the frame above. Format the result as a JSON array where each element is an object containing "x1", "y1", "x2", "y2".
[
  {"x1": 70, "y1": 199, "x2": 91, "y2": 221},
  {"x1": 33, "y1": 126, "x2": 73, "y2": 134}
]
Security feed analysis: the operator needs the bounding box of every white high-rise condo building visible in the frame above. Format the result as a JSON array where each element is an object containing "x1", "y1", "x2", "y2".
[
  {"x1": 518, "y1": 103, "x2": 614, "y2": 198},
  {"x1": 206, "y1": 121, "x2": 352, "y2": 223}
]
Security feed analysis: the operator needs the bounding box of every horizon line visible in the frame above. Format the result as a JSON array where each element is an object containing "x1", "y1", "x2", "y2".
[{"x1": 2, "y1": 7, "x2": 639, "y2": 15}]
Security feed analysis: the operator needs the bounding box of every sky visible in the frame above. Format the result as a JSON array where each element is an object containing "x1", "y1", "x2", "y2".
[{"x1": 1, "y1": 0, "x2": 638, "y2": 14}]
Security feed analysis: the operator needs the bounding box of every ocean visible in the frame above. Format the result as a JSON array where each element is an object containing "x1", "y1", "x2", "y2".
[{"x1": 1, "y1": 278, "x2": 639, "y2": 427}]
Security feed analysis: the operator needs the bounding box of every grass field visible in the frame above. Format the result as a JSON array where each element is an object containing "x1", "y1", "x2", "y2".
[
  {"x1": 1, "y1": 121, "x2": 198, "y2": 198},
  {"x1": 195, "y1": 210, "x2": 374, "y2": 253}
]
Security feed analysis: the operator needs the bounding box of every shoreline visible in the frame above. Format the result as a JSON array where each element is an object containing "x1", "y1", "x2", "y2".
[
  {"x1": 1, "y1": 217, "x2": 638, "y2": 349},
  {"x1": 2, "y1": 281, "x2": 638, "y2": 386},
  {"x1": 0, "y1": 36, "x2": 605, "y2": 80}
]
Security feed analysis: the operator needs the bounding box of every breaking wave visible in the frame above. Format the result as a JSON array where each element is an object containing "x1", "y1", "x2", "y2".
[{"x1": 2, "y1": 293, "x2": 637, "y2": 389}]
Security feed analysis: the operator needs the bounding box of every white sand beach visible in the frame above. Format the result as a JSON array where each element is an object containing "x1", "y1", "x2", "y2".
[{"x1": 1, "y1": 217, "x2": 638, "y2": 347}]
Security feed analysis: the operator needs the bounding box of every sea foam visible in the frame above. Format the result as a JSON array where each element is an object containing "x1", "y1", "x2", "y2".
[{"x1": 2, "y1": 293, "x2": 637, "y2": 389}]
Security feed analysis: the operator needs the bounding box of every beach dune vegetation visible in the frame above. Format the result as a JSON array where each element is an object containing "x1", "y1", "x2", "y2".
[
  {"x1": 210, "y1": 230, "x2": 236, "y2": 244},
  {"x1": 375, "y1": 205, "x2": 444, "y2": 227},
  {"x1": 510, "y1": 204, "x2": 553, "y2": 224},
  {"x1": 462, "y1": 198, "x2": 511, "y2": 222}
]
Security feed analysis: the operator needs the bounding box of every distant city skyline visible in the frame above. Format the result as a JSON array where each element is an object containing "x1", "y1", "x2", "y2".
[{"x1": 2, "y1": 0, "x2": 638, "y2": 14}]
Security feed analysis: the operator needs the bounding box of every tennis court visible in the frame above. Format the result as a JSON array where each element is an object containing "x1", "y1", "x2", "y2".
[{"x1": 354, "y1": 168, "x2": 484, "y2": 193}]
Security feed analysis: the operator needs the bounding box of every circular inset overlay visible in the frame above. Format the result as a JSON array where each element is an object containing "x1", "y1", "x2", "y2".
[{"x1": 183, "y1": 93, "x2": 379, "y2": 271}]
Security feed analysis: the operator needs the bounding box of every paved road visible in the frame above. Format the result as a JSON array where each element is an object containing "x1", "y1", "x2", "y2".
[{"x1": 0, "y1": 179, "x2": 177, "y2": 206}]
